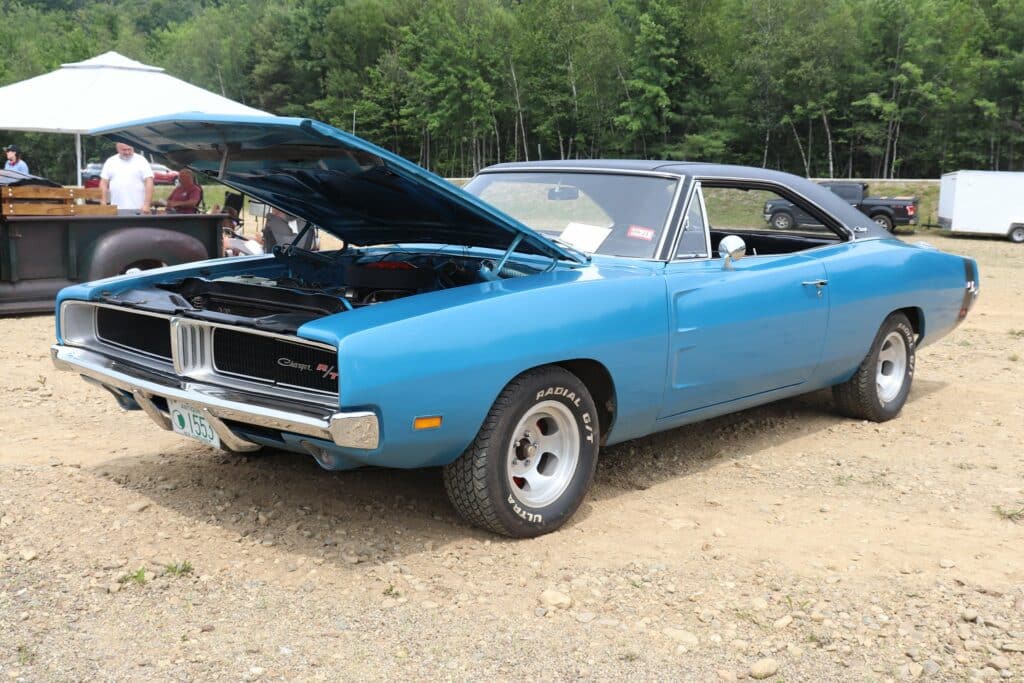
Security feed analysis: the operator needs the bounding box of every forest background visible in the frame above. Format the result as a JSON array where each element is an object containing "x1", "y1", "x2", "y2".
[{"x1": 1, "y1": 0, "x2": 1022, "y2": 184}]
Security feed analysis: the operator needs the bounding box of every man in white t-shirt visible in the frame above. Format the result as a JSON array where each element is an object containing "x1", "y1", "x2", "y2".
[{"x1": 100, "y1": 143, "x2": 154, "y2": 214}]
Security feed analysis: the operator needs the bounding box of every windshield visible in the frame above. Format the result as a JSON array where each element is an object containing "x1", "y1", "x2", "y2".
[{"x1": 464, "y1": 172, "x2": 679, "y2": 258}]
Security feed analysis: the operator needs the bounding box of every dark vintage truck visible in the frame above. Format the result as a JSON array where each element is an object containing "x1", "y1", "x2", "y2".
[
  {"x1": 0, "y1": 171, "x2": 222, "y2": 314},
  {"x1": 764, "y1": 180, "x2": 918, "y2": 232}
]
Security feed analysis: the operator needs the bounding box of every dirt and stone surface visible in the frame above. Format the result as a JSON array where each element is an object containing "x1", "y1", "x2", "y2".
[{"x1": 1, "y1": 233, "x2": 1022, "y2": 681}]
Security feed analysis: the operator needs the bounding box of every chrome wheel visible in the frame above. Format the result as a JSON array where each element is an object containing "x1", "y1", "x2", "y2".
[
  {"x1": 771, "y1": 212, "x2": 793, "y2": 230},
  {"x1": 873, "y1": 215, "x2": 894, "y2": 231},
  {"x1": 876, "y1": 331, "x2": 907, "y2": 403},
  {"x1": 506, "y1": 400, "x2": 580, "y2": 508}
]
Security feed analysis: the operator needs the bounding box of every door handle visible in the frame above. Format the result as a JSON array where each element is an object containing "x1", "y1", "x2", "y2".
[{"x1": 802, "y1": 279, "x2": 828, "y2": 297}]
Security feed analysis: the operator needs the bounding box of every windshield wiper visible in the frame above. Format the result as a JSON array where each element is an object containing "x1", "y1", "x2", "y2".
[{"x1": 545, "y1": 234, "x2": 591, "y2": 263}]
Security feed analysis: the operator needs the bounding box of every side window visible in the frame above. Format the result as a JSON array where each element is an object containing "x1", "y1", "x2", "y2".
[
  {"x1": 829, "y1": 184, "x2": 860, "y2": 202},
  {"x1": 701, "y1": 184, "x2": 842, "y2": 256},
  {"x1": 675, "y1": 185, "x2": 709, "y2": 258}
]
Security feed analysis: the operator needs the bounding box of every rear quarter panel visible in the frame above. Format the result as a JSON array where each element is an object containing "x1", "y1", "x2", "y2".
[
  {"x1": 298, "y1": 264, "x2": 669, "y2": 468},
  {"x1": 812, "y1": 238, "x2": 967, "y2": 386}
]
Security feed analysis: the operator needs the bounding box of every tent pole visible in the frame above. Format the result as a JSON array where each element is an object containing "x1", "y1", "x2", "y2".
[{"x1": 75, "y1": 133, "x2": 82, "y2": 186}]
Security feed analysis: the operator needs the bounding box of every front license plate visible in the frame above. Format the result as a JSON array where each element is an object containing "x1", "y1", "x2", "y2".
[{"x1": 168, "y1": 399, "x2": 221, "y2": 448}]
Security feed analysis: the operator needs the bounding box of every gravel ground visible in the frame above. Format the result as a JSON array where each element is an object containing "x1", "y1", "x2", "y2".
[{"x1": 1, "y1": 233, "x2": 1022, "y2": 681}]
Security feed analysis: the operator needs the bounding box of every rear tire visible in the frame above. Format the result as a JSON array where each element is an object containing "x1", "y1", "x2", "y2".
[
  {"x1": 443, "y1": 366, "x2": 599, "y2": 538},
  {"x1": 770, "y1": 211, "x2": 794, "y2": 230},
  {"x1": 832, "y1": 313, "x2": 915, "y2": 422},
  {"x1": 1008, "y1": 225, "x2": 1024, "y2": 243},
  {"x1": 871, "y1": 213, "x2": 894, "y2": 232}
]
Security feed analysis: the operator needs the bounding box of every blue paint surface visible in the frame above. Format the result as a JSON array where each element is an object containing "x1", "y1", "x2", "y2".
[{"x1": 55, "y1": 235, "x2": 975, "y2": 469}]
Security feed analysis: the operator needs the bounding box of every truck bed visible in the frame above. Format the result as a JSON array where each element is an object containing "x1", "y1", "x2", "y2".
[{"x1": 1, "y1": 213, "x2": 223, "y2": 314}]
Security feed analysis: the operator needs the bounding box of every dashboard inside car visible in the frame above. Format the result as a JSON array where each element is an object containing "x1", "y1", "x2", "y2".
[{"x1": 708, "y1": 229, "x2": 839, "y2": 257}]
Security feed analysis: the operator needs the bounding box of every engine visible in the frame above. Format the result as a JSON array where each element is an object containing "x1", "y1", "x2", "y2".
[{"x1": 153, "y1": 246, "x2": 537, "y2": 328}]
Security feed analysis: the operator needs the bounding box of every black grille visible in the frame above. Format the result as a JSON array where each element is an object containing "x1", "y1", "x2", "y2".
[
  {"x1": 212, "y1": 328, "x2": 338, "y2": 394},
  {"x1": 96, "y1": 308, "x2": 172, "y2": 359}
]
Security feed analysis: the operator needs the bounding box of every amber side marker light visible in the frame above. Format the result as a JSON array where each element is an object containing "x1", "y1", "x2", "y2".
[{"x1": 414, "y1": 416, "x2": 443, "y2": 430}]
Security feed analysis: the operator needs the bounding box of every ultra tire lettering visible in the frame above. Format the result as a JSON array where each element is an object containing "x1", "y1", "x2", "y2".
[{"x1": 507, "y1": 494, "x2": 543, "y2": 523}]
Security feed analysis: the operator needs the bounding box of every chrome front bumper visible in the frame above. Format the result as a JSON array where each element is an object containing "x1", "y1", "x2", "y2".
[{"x1": 51, "y1": 345, "x2": 379, "y2": 451}]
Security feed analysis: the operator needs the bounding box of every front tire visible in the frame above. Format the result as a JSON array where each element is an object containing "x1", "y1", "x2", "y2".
[
  {"x1": 443, "y1": 366, "x2": 599, "y2": 538},
  {"x1": 832, "y1": 313, "x2": 915, "y2": 422},
  {"x1": 1008, "y1": 225, "x2": 1024, "y2": 243}
]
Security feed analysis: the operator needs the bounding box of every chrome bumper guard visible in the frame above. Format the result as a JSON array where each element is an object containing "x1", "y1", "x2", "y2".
[{"x1": 51, "y1": 345, "x2": 379, "y2": 451}]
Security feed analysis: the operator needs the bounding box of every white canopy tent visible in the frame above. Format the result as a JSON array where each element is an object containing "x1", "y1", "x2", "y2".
[{"x1": 0, "y1": 51, "x2": 267, "y2": 184}]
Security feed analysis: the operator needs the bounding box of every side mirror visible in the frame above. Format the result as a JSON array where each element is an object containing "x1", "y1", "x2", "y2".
[{"x1": 718, "y1": 234, "x2": 746, "y2": 270}]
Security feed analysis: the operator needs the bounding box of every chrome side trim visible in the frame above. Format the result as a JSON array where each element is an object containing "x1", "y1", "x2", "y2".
[{"x1": 51, "y1": 345, "x2": 379, "y2": 450}]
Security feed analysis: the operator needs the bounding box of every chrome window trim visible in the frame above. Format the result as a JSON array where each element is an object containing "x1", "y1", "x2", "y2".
[
  {"x1": 715, "y1": 240, "x2": 847, "y2": 260},
  {"x1": 475, "y1": 167, "x2": 683, "y2": 180},
  {"x1": 693, "y1": 175, "x2": 853, "y2": 241},
  {"x1": 467, "y1": 168, "x2": 686, "y2": 261},
  {"x1": 655, "y1": 174, "x2": 687, "y2": 259},
  {"x1": 668, "y1": 180, "x2": 713, "y2": 263}
]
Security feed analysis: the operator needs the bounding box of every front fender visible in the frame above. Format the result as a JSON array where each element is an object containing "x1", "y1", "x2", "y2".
[{"x1": 299, "y1": 266, "x2": 668, "y2": 468}]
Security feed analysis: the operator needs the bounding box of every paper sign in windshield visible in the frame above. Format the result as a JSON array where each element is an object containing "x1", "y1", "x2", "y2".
[
  {"x1": 560, "y1": 222, "x2": 612, "y2": 253},
  {"x1": 627, "y1": 225, "x2": 655, "y2": 241}
]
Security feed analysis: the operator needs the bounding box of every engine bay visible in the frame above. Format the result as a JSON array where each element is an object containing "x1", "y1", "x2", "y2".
[{"x1": 147, "y1": 245, "x2": 542, "y2": 330}]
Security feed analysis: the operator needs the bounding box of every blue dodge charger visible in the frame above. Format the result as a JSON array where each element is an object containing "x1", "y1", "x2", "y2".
[{"x1": 51, "y1": 114, "x2": 979, "y2": 537}]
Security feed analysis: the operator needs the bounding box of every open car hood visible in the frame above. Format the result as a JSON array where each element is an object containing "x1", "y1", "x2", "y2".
[{"x1": 92, "y1": 114, "x2": 584, "y2": 263}]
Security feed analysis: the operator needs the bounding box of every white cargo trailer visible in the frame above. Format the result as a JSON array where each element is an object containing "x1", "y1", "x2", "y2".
[{"x1": 938, "y1": 170, "x2": 1024, "y2": 243}]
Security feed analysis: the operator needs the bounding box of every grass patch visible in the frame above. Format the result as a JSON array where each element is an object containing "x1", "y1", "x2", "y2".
[
  {"x1": 994, "y1": 502, "x2": 1024, "y2": 523},
  {"x1": 165, "y1": 560, "x2": 193, "y2": 577},
  {"x1": 16, "y1": 645, "x2": 35, "y2": 665},
  {"x1": 731, "y1": 607, "x2": 763, "y2": 625},
  {"x1": 382, "y1": 584, "x2": 400, "y2": 598},
  {"x1": 834, "y1": 473, "x2": 854, "y2": 486},
  {"x1": 119, "y1": 567, "x2": 147, "y2": 586}
]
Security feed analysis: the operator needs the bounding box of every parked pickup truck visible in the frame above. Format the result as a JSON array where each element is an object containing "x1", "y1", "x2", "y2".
[
  {"x1": 0, "y1": 170, "x2": 222, "y2": 314},
  {"x1": 764, "y1": 180, "x2": 918, "y2": 232}
]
